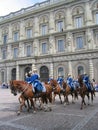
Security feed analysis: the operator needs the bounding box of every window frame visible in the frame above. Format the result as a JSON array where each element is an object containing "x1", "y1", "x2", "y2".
[
  {"x1": 13, "y1": 31, "x2": 19, "y2": 42},
  {"x1": 57, "y1": 39, "x2": 65, "y2": 52},
  {"x1": 42, "y1": 42, "x2": 47, "y2": 54},
  {"x1": 13, "y1": 47, "x2": 18, "y2": 58}
]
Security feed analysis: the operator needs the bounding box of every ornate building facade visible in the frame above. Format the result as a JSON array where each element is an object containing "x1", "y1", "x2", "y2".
[{"x1": 0, "y1": 0, "x2": 98, "y2": 83}]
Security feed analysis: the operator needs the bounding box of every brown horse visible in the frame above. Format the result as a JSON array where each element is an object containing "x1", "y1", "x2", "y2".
[
  {"x1": 49, "y1": 79, "x2": 64, "y2": 104},
  {"x1": 62, "y1": 81, "x2": 78, "y2": 106},
  {"x1": 78, "y1": 75, "x2": 95, "y2": 109},
  {"x1": 10, "y1": 80, "x2": 53, "y2": 114}
]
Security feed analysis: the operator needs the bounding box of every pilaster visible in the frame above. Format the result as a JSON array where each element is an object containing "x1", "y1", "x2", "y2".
[
  {"x1": 16, "y1": 64, "x2": 19, "y2": 80},
  {"x1": 89, "y1": 59, "x2": 94, "y2": 80}
]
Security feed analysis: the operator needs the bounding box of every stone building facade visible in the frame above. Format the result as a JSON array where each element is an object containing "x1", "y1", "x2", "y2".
[{"x1": 0, "y1": 0, "x2": 98, "y2": 83}]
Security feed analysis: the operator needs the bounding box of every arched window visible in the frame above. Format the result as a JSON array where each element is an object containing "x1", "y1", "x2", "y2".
[
  {"x1": 40, "y1": 66, "x2": 49, "y2": 82},
  {"x1": 25, "y1": 67, "x2": 31, "y2": 73},
  {"x1": 78, "y1": 66, "x2": 84, "y2": 75},
  {"x1": 58, "y1": 67, "x2": 64, "y2": 78},
  {"x1": 11, "y1": 68, "x2": 16, "y2": 80}
]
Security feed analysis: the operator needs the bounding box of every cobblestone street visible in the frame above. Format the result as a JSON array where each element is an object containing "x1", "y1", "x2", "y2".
[{"x1": 0, "y1": 88, "x2": 98, "y2": 130}]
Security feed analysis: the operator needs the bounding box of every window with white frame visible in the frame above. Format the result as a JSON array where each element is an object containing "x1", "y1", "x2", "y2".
[
  {"x1": 2, "y1": 49, "x2": 6, "y2": 59},
  {"x1": 75, "y1": 16, "x2": 82, "y2": 28},
  {"x1": 57, "y1": 21, "x2": 63, "y2": 32},
  {"x1": 41, "y1": 25, "x2": 47, "y2": 35},
  {"x1": 96, "y1": 12, "x2": 98, "y2": 24},
  {"x1": 42, "y1": 43, "x2": 47, "y2": 54},
  {"x1": 13, "y1": 48, "x2": 18, "y2": 58},
  {"x1": 26, "y1": 45, "x2": 31, "y2": 56},
  {"x1": 26, "y1": 29, "x2": 32, "y2": 38},
  {"x1": 58, "y1": 67, "x2": 64, "y2": 78},
  {"x1": 13, "y1": 32, "x2": 19, "y2": 42},
  {"x1": 57, "y1": 39, "x2": 64, "y2": 52},
  {"x1": 3, "y1": 34, "x2": 8, "y2": 44},
  {"x1": 78, "y1": 66, "x2": 84, "y2": 75},
  {"x1": 76, "y1": 36, "x2": 83, "y2": 49}
]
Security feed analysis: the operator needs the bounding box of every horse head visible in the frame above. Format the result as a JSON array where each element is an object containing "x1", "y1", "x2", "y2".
[{"x1": 10, "y1": 80, "x2": 17, "y2": 96}]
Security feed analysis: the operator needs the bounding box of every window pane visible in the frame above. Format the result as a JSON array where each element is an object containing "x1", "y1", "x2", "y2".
[
  {"x1": 26, "y1": 45, "x2": 31, "y2": 56},
  {"x1": 2, "y1": 50, "x2": 6, "y2": 59},
  {"x1": 96, "y1": 13, "x2": 98, "y2": 24},
  {"x1": 14, "y1": 32, "x2": 19, "y2": 42},
  {"x1": 14, "y1": 48, "x2": 18, "y2": 58},
  {"x1": 58, "y1": 67, "x2": 64, "y2": 77},
  {"x1": 76, "y1": 37, "x2": 83, "y2": 49},
  {"x1": 75, "y1": 17, "x2": 82, "y2": 28},
  {"x1": 78, "y1": 66, "x2": 84, "y2": 75},
  {"x1": 3, "y1": 35, "x2": 7, "y2": 44},
  {"x1": 42, "y1": 25, "x2": 47, "y2": 35},
  {"x1": 57, "y1": 21, "x2": 63, "y2": 32},
  {"x1": 58, "y1": 40, "x2": 64, "y2": 52},
  {"x1": 26, "y1": 29, "x2": 32, "y2": 38},
  {"x1": 42, "y1": 43, "x2": 47, "y2": 54}
]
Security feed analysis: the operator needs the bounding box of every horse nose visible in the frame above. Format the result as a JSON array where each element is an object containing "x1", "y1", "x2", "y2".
[{"x1": 14, "y1": 93, "x2": 17, "y2": 96}]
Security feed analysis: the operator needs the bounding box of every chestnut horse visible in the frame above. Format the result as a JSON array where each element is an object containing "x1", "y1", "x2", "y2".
[
  {"x1": 78, "y1": 75, "x2": 95, "y2": 109},
  {"x1": 49, "y1": 79, "x2": 64, "y2": 104},
  {"x1": 10, "y1": 80, "x2": 52, "y2": 115},
  {"x1": 62, "y1": 81, "x2": 78, "y2": 106}
]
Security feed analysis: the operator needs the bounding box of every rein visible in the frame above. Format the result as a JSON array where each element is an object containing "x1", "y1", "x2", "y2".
[{"x1": 20, "y1": 83, "x2": 30, "y2": 94}]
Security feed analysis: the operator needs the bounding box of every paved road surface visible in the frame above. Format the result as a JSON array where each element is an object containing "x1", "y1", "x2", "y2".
[{"x1": 0, "y1": 88, "x2": 98, "y2": 130}]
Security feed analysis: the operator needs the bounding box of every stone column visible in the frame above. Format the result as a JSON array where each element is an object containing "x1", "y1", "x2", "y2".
[
  {"x1": 49, "y1": 35, "x2": 56, "y2": 54},
  {"x1": 0, "y1": 28, "x2": 2, "y2": 44},
  {"x1": 33, "y1": 39, "x2": 39, "y2": 56},
  {"x1": 6, "y1": 66, "x2": 11, "y2": 83},
  {"x1": 20, "y1": 20, "x2": 25, "y2": 40},
  {"x1": 50, "y1": 63, "x2": 54, "y2": 77},
  {"x1": 8, "y1": 24, "x2": 12, "y2": 43},
  {"x1": 86, "y1": 29, "x2": 94, "y2": 49},
  {"x1": 66, "y1": 8, "x2": 72, "y2": 29},
  {"x1": 16, "y1": 63, "x2": 19, "y2": 80},
  {"x1": 34, "y1": 16, "x2": 39, "y2": 37},
  {"x1": 19, "y1": 42, "x2": 24, "y2": 57},
  {"x1": 66, "y1": 32, "x2": 73, "y2": 52},
  {"x1": 7, "y1": 44, "x2": 12, "y2": 59},
  {"x1": 85, "y1": 2, "x2": 92, "y2": 26},
  {"x1": 49, "y1": 11, "x2": 55, "y2": 33},
  {"x1": 89, "y1": 59, "x2": 94, "y2": 80},
  {"x1": 68, "y1": 61, "x2": 72, "y2": 76}
]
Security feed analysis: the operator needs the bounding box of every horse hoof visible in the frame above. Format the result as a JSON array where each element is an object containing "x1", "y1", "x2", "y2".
[
  {"x1": 17, "y1": 111, "x2": 20, "y2": 116},
  {"x1": 49, "y1": 107, "x2": 52, "y2": 111},
  {"x1": 33, "y1": 111, "x2": 36, "y2": 114}
]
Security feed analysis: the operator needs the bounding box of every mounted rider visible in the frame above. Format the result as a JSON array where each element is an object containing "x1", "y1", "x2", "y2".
[
  {"x1": 82, "y1": 72, "x2": 93, "y2": 91},
  {"x1": 57, "y1": 75, "x2": 64, "y2": 89},
  {"x1": 66, "y1": 74, "x2": 75, "y2": 90},
  {"x1": 25, "y1": 72, "x2": 31, "y2": 84},
  {"x1": 48, "y1": 75, "x2": 53, "y2": 84},
  {"x1": 29, "y1": 68, "x2": 46, "y2": 94}
]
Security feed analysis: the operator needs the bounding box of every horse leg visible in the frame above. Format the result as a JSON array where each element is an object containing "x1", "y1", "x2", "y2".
[
  {"x1": 71, "y1": 93, "x2": 75, "y2": 104},
  {"x1": 59, "y1": 94, "x2": 62, "y2": 104},
  {"x1": 52, "y1": 93, "x2": 56, "y2": 104},
  {"x1": 29, "y1": 98, "x2": 36, "y2": 113},
  {"x1": 64, "y1": 93, "x2": 69, "y2": 105},
  {"x1": 86, "y1": 93, "x2": 90, "y2": 105},
  {"x1": 91, "y1": 92, "x2": 94, "y2": 105},
  {"x1": 80, "y1": 95, "x2": 86, "y2": 110},
  {"x1": 17, "y1": 98, "x2": 25, "y2": 115}
]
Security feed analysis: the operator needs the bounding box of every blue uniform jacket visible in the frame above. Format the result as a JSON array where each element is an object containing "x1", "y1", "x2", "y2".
[
  {"x1": 30, "y1": 74, "x2": 39, "y2": 83},
  {"x1": 25, "y1": 77, "x2": 31, "y2": 83}
]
